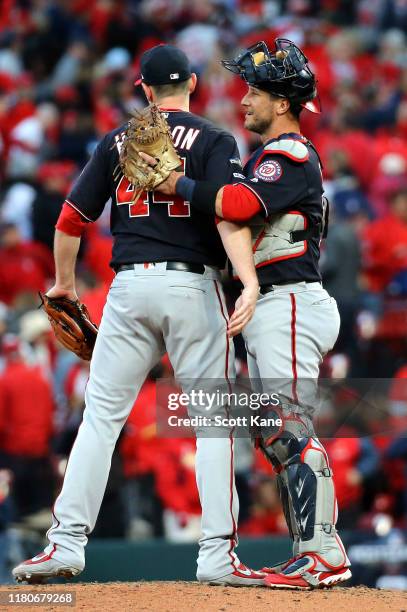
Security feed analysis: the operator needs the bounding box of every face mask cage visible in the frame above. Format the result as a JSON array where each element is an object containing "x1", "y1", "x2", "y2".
[{"x1": 221, "y1": 38, "x2": 314, "y2": 97}]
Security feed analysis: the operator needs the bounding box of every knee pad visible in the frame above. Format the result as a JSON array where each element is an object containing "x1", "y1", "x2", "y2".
[{"x1": 252, "y1": 400, "x2": 314, "y2": 449}]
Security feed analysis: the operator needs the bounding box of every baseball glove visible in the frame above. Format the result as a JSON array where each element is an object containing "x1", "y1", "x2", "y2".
[
  {"x1": 39, "y1": 293, "x2": 98, "y2": 361},
  {"x1": 115, "y1": 103, "x2": 182, "y2": 204}
]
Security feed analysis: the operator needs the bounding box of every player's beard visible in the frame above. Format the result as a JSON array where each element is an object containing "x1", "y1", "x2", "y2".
[{"x1": 245, "y1": 114, "x2": 272, "y2": 136}]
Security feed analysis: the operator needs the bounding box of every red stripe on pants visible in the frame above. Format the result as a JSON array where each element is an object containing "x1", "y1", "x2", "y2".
[
  {"x1": 214, "y1": 280, "x2": 237, "y2": 571},
  {"x1": 290, "y1": 293, "x2": 298, "y2": 403}
]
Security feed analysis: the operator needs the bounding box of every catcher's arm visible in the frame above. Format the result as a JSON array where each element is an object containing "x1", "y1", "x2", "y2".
[
  {"x1": 217, "y1": 221, "x2": 259, "y2": 337},
  {"x1": 139, "y1": 152, "x2": 225, "y2": 214},
  {"x1": 138, "y1": 153, "x2": 264, "y2": 222}
]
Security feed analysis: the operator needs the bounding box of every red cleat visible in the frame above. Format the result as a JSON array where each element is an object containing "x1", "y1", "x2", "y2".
[
  {"x1": 261, "y1": 556, "x2": 298, "y2": 575},
  {"x1": 263, "y1": 553, "x2": 351, "y2": 590}
]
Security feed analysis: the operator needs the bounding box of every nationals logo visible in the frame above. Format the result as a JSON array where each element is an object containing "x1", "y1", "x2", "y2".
[{"x1": 254, "y1": 159, "x2": 283, "y2": 182}]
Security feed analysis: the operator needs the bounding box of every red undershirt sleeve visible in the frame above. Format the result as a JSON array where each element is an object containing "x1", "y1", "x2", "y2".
[
  {"x1": 55, "y1": 201, "x2": 89, "y2": 237},
  {"x1": 220, "y1": 183, "x2": 263, "y2": 221}
]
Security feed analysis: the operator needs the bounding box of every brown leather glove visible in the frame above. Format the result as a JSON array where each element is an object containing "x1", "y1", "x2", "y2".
[
  {"x1": 115, "y1": 103, "x2": 182, "y2": 204},
  {"x1": 39, "y1": 293, "x2": 98, "y2": 361}
]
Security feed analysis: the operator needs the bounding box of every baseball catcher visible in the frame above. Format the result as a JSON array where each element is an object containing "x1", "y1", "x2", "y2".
[
  {"x1": 137, "y1": 38, "x2": 352, "y2": 590},
  {"x1": 115, "y1": 103, "x2": 182, "y2": 204},
  {"x1": 40, "y1": 293, "x2": 98, "y2": 361}
]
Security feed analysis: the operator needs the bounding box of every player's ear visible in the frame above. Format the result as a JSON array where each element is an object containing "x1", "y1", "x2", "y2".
[
  {"x1": 188, "y1": 73, "x2": 197, "y2": 95},
  {"x1": 142, "y1": 83, "x2": 154, "y2": 103},
  {"x1": 276, "y1": 97, "x2": 290, "y2": 116}
]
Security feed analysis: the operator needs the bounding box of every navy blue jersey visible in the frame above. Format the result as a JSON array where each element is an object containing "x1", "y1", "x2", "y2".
[
  {"x1": 238, "y1": 133, "x2": 325, "y2": 286},
  {"x1": 66, "y1": 110, "x2": 241, "y2": 268}
]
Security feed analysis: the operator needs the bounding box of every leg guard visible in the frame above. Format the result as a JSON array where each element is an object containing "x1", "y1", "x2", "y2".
[
  {"x1": 256, "y1": 407, "x2": 311, "y2": 560},
  {"x1": 261, "y1": 435, "x2": 349, "y2": 569},
  {"x1": 276, "y1": 474, "x2": 297, "y2": 543}
]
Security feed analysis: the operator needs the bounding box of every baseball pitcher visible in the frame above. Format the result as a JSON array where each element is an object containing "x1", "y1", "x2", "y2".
[{"x1": 13, "y1": 45, "x2": 262, "y2": 586}]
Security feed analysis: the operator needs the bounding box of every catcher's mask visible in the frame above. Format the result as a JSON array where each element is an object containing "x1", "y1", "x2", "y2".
[{"x1": 221, "y1": 38, "x2": 320, "y2": 113}]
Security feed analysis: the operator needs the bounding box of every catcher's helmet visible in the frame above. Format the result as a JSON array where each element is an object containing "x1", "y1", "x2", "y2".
[{"x1": 221, "y1": 38, "x2": 320, "y2": 113}]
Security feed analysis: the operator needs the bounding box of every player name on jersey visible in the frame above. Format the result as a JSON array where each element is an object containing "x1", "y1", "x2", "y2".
[
  {"x1": 115, "y1": 125, "x2": 200, "y2": 153},
  {"x1": 170, "y1": 126, "x2": 200, "y2": 149}
]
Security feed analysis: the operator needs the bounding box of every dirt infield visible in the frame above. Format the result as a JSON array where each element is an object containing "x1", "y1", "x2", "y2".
[{"x1": 1, "y1": 582, "x2": 407, "y2": 612}]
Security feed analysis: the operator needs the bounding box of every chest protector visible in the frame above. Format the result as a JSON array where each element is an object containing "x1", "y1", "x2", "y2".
[
  {"x1": 247, "y1": 139, "x2": 321, "y2": 269},
  {"x1": 250, "y1": 210, "x2": 308, "y2": 268}
]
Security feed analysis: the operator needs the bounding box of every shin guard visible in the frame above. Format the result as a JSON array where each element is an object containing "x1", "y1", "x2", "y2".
[{"x1": 261, "y1": 436, "x2": 349, "y2": 569}]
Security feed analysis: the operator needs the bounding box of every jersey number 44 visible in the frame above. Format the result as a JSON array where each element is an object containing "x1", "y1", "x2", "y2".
[{"x1": 115, "y1": 158, "x2": 190, "y2": 218}]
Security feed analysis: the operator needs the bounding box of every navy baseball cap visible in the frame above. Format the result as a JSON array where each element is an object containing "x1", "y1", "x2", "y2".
[{"x1": 135, "y1": 44, "x2": 192, "y2": 86}]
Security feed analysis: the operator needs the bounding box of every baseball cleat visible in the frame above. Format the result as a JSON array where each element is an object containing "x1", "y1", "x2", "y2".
[
  {"x1": 263, "y1": 553, "x2": 351, "y2": 590},
  {"x1": 12, "y1": 551, "x2": 82, "y2": 584},
  {"x1": 261, "y1": 556, "x2": 296, "y2": 574},
  {"x1": 208, "y1": 563, "x2": 266, "y2": 587}
]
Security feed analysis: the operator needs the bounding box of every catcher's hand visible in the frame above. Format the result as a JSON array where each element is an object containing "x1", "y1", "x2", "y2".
[
  {"x1": 39, "y1": 292, "x2": 98, "y2": 361},
  {"x1": 115, "y1": 103, "x2": 182, "y2": 204}
]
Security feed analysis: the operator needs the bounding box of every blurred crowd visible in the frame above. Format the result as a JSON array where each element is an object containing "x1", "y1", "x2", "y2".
[{"x1": 0, "y1": 0, "x2": 407, "y2": 581}]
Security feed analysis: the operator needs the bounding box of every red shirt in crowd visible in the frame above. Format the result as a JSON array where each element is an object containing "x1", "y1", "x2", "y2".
[
  {"x1": 313, "y1": 129, "x2": 376, "y2": 189},
  {"x1": 0, "y1": 241, "x2": 54, "y2": 305},
  {"x1": 324, "y1": 438, "x2": 362, "y2": 509},
  {"x1": 80, "y1": 283, "x2": 109, "y2": 327},
  {"x1": 240, "y1": 498, "x2": 287, "y2": 536},
  {"x1": 362, "y1": 213, "x2": 407, "y2": 292},
  {"x1": 155, "y1": 438, "x2": 200, "y2": 516},
  {"x1": 120, "y1": 380, "x2": 161, "y2": 478},
  {"x1": 0, "y1": 360, "x2": 54, "y2": 457},
  {"x1": 120, "y1": 378, "x2": 201, "y2": 516},
  {"x1": 83, "y1": 225, "x2": 114, "y2": 286}
]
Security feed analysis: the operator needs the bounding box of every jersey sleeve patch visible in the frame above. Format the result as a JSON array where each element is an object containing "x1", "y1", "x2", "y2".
[
  {"x1": 254, "y1": 159, "x2": 283, "y2": 182},
  {"x1": 264, "y1": 139, "x2": 309, "y2": 162}
]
